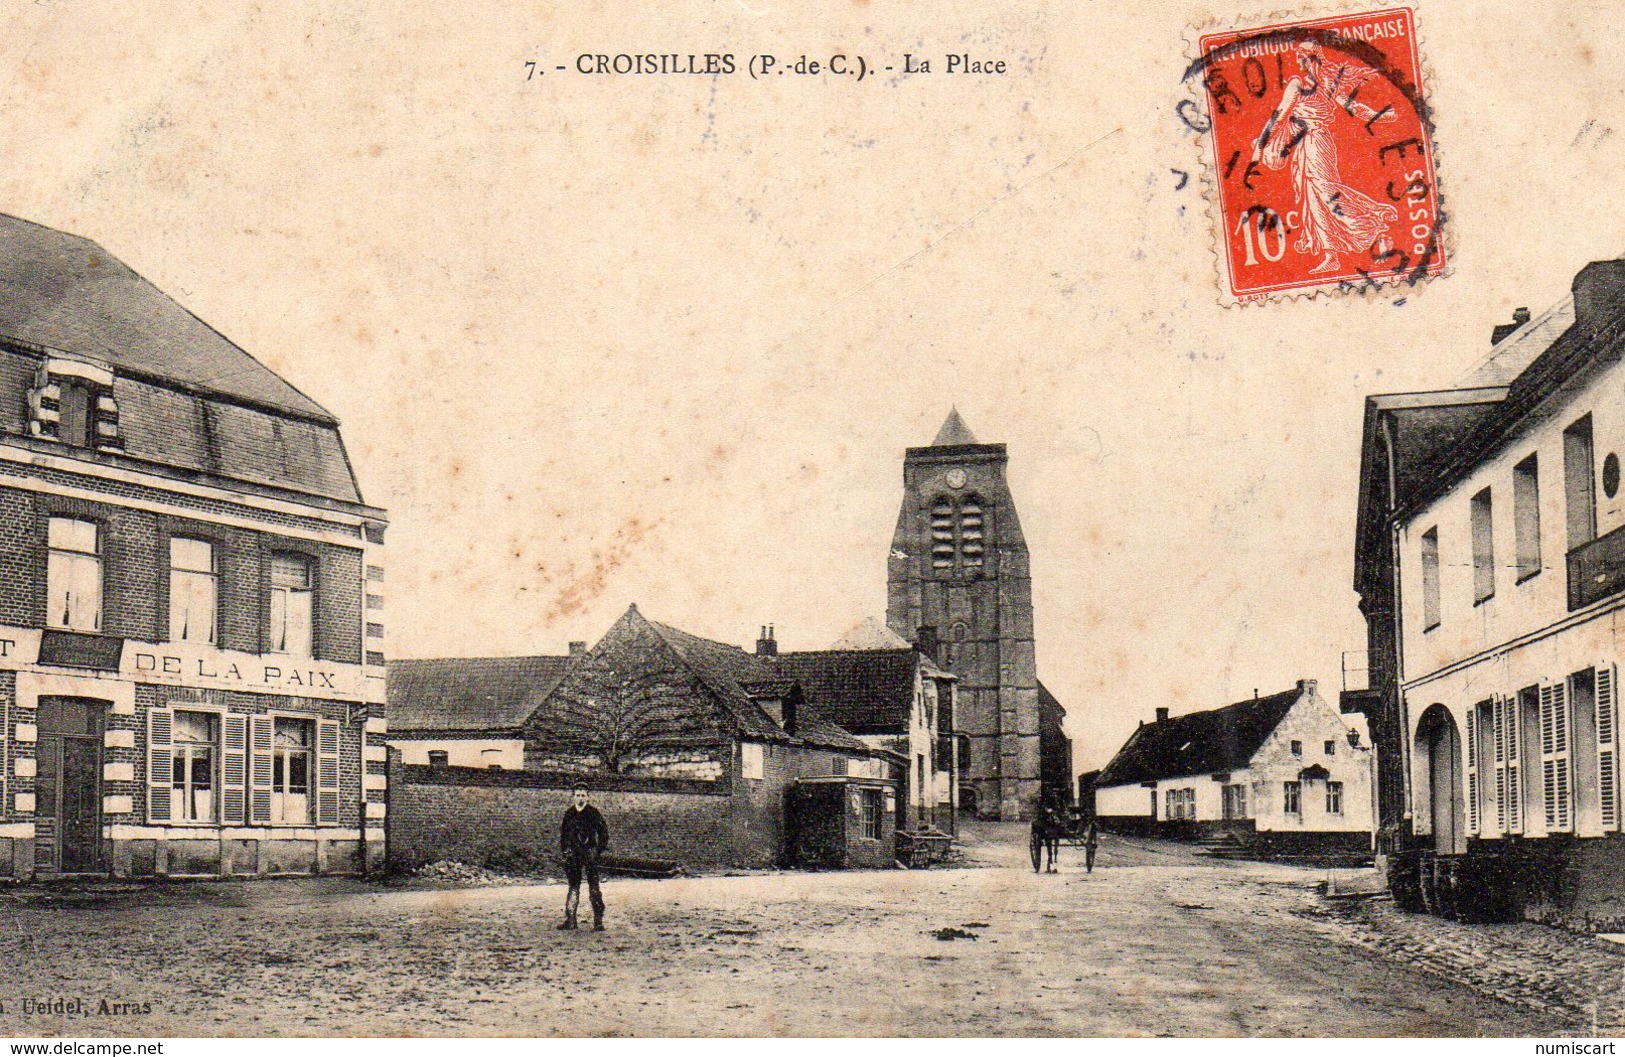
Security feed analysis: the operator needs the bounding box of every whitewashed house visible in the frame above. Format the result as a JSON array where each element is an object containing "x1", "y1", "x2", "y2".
[
  {"x1": 1094, "y1": 680, "x2": 1373, "y2": 857},
  {"x1": 1354, "y1": 258, "x2": 1625, "y2": 924}
]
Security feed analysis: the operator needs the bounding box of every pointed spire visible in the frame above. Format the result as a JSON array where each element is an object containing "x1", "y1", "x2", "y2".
[{"x1": 931, "y1": 407, "x2": 978, "y2": 447}]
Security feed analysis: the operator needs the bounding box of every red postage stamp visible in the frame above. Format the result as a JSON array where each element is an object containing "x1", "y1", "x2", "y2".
[{"x1": 1191, "y1": 8, "x2": 1443, "y2": 303}]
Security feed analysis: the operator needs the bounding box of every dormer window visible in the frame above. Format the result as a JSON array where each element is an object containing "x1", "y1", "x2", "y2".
[{"x1": 28, "y1": 360, "x2": 121, "y2": 450}]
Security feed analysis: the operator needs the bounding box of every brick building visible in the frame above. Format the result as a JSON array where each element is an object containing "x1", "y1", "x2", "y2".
[{"x1": 0, "y1": 213, "x2": 387, "y2": 879}]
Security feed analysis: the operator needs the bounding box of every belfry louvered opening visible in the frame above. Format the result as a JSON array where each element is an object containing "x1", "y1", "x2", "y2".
[{"x1": 928, "y1": 494, "x2": 989, "y2": 571}]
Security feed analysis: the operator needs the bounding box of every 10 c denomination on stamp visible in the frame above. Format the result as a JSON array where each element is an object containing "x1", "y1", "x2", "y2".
[{"x1": 1188, "y1": 7, "x2": 1444, "y2": 304}]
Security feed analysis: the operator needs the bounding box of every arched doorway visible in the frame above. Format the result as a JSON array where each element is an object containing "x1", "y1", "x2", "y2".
[{"x1": 1415, "y1": 704, "x2": 1465, "y2": 855}]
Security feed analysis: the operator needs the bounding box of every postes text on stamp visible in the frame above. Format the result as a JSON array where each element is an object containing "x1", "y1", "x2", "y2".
[{"x1": 1191, "y1": 7, "x2": 1443, "y2": 303}]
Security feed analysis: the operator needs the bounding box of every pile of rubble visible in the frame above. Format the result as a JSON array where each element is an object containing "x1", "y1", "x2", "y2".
[{"x1": 411, "y1": 860, "x2": 540, "y2": 886}]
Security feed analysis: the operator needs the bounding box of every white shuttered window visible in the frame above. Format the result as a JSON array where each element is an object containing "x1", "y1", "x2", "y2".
[
  {"x1": 1598, "y1": 664, "x2": 1620, "y2": 832},
  {"x1": 1541, "y1": 682, "x2": 1574, "y2": 832}
]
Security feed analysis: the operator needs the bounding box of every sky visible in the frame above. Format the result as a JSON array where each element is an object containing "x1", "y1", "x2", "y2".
[{"x1": 5, "y1": 1, "x2": 1625, "y2": 770}]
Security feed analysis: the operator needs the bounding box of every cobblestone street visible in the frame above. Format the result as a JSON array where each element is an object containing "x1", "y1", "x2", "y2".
[{"x1": 0, "y1": 827, "x2": 1612, "y2": 1037}]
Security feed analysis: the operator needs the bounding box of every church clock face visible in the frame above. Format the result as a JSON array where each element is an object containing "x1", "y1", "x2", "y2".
[{"x1": 945, "y1": 468, "x2": 967, "y2": 490}]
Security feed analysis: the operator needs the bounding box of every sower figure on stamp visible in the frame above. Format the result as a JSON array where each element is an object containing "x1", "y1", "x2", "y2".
[
  {"x1": 559, "y1": 784, "x2": 610, "y2": 931},
  {"x1": 1252, "y1": 40, "x2": 1399, "y2": 275}
]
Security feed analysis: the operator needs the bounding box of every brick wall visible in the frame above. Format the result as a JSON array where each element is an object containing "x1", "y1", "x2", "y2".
[
  {"x1": 386, "y1": 757, "x2": 784, "y2": 873},
  {"x1": 0, "y1": 483, "x2": 363, "y2": 657},
  {"x1": 0, "y1": 489, "x2": 36, "y2": 626}
]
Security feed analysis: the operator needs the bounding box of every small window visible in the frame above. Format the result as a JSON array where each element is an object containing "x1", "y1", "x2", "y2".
[
  {"x1": 1290, "y1": 739, "x2": 1303, "y2": 757},
  {"x1": 47, "y1": 517, "x2": 102, "y2": 632},
  {"x1": 1222, "y1": 783, "x2": 1248, "y2": 820},
  {"x1": 1324, "y1": 739, "x2": 1336, "y2": 756},
  {"x1": 1326, "y1": 781, "x2": 1344, "y2": 815},
  {"x1": 171, "y1": 710, "x2": 217, "y2": 823},
  {"x1": 860, "y1": 788, "x2": 883, "y2": 840},
  {"x1": 1284, "y1": 781, "x2": 1302, "y2": 815},
  {"x1": 1471, "y1": 488, "x2": 1495, "y2": 604},
  {"x1": 741, "y1": 741, "x2": 764, "y2": 781},
  {"x1": 480, "y1": 748, "x2": 503, "y2": 770},
  {"x1": 1565, "y1": 415, "x2": 1597, "y2": 550},
  {"x1": 269, "y1": 554, "x2": 315, "y2": 658},
  {"x1": 169, "y1": 538, "x2": 218, "y2": 645},
  {"x1": 56, "y1": 379, "x2": 94, "y2": 447},
  {"x1": 1514, "y1": 454, "x2": 1541, "y2": 582},
  {"x1": 1607, "y1": 453, "x2": 1621, "y2": 500},
  {"x1": 427, "y1": 750, "x2": 449, "y2": 768},
  {"x1": 831, "y1": 756, "x2": 848, "y2": 777},
  {"x1": 1421, "y1": 527, "x2": 1441, "y2": 631}
]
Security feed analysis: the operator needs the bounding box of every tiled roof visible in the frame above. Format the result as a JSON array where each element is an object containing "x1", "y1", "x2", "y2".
[
  {"x1": 0, "y1": 213, "x2": 331, "y2": 420},
  {"x1": 645, "y1": 620, "x2": 788, "y2": 740},
  {"x1": 388, "y1": 655, "x2": 575, "y2": 732},
  {"x1": 796, "y1": 718, "x2": 883, "y2": 755},
  {"x1": 772, "y1": 649, "x2": 921, "y2": 735},
  {"x1": 1096, "y1": 687, "x2": 1302, "y2": 787}
]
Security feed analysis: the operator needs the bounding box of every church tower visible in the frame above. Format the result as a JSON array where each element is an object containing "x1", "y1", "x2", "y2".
[{"x1": 887, "y1": 410, "x2": 1041, "y2": 820}]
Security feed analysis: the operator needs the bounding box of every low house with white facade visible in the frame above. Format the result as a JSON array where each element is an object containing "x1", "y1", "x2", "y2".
[
  {"x1": 1094, "y1": 680, "x2": 1373, "y2": 857},
  {"x1": 387, "y1": 654, "x2": 576, "y2": 769},
  {"x1": 1354, "y1": 257, "x2": 1625, "y2": 924}
]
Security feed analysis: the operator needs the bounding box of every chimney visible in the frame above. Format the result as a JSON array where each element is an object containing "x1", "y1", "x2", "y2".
[
  {"x1": 1573, "y1": 260, "x2": 1625, "y2": 332},
  {"x1": 1297, "y1": 678, "x2": 1317, "y2": 693},
  {"x1": 915, "y1": 625, "x2": 940, "y2": 662},
  {"x1": 568, "y1": 641, "x2": 587, "y2": 657},
  {"x1": 1490, "y1": 306, "x2": 1531, "y2": 346},
  {"x1": 755, "y1": 625, "x2": 777, "y2": 657},
  {"x1": 1154, "y1": 707, "x2": 1170, "y2": 723}
]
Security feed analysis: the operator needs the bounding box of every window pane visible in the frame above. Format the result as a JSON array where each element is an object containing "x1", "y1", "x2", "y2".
[
  {"x1": 170, "y1": 538, "x2": 213, "y2": 572},
  {"x1": 48, "y1": 551, "x2": 102, "y2": 632},
  {"x1": 170, "y1": 570, "x2": 217, "y2": 644},
  {"x1": 174, "y1": 710, "x2": 215, "y2": 743},
  {"x1": 48, "y1": 517, "x2": 98, "y2": 553},
  {"x1": 275, "y1": 719, "x2": 311, "y2": 747},
  {"x1": 271, "y1": 555, "x2": 311, "y2": 590}
]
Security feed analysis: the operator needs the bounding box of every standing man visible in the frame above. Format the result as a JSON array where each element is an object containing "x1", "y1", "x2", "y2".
[
  {"x1": 559, "y1": 784, "x2": 610, "y2": 931},
  {"x1": 1084, "y1": 816, "x2": 1099, "y2": 875}
]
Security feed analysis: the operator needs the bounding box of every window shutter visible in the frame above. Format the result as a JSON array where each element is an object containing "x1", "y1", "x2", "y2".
[
  {"x1": 146, "y1": 708, "x2": 173, "y2": 824},
  {"x1": 1598, "y1": 664, "x2": 1619, "y2": 833},
  {"x1": 1465, "y1": 703, "x2": 1480, "y2": 836},
  {"x1": 1492, "y1": 697, "x2": 1509, "y2": 835},
  {"x1": 316, "y1": 719, "x2": 340, "y2": 825},
  {"x1": 1505, "y1": 693, "x2": 1523, "y2": 834},
  {"x1": 221, "y1": 714, "x2": 248, "y2": 825},
  {"x1": 250, "y1": 715, "x2": 274, "y2": 824},
  {"x1": 1541, "y1": 682, "x2": 1573, "y2": 832}
]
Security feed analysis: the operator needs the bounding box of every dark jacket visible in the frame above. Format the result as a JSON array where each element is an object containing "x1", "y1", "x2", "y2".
[{"x1": 561, "y1": 804, "x2": 610, "y2": 859}]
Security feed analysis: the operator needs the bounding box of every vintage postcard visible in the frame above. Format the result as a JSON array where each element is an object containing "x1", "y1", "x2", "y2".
[{"x1": 0, "y1": 0, "x2": 1622, "y2": 1042}]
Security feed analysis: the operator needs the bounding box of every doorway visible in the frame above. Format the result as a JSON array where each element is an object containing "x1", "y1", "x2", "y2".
[
  {"x1": 35, "y1": 697, "x2": 106, "y2": 874},
  {"x1": 1416, "y1": 704, "x2": 1465, "y2": 855}
]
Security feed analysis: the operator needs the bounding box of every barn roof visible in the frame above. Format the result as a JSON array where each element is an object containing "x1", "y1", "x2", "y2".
[{"x1": 388, "y1": 655, "x2": 575, "y2": 733}]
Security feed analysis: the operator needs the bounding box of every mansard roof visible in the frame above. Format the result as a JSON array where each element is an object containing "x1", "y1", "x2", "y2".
[
  {"x1": 0, "y1": 213, "x2": 367, "y2": 505},
  {"x1": 0, "y1": 213, "x2": 331, "y2": 419}
]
